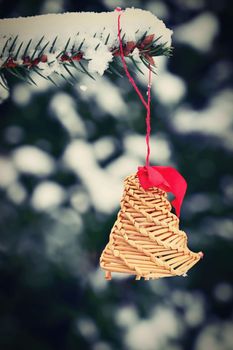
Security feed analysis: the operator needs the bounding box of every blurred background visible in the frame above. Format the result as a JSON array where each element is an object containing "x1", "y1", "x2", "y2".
[{"x1": 0, "y1": 0, "x2": 232, "y2": 349}]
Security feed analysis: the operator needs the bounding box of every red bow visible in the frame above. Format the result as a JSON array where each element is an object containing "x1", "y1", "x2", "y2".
[{"x1": 137, "y1": 166, "x2": 187, "y2": 217}]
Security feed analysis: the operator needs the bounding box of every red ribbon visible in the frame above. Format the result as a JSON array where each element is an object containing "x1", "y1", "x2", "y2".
[{"x1": 137, "y1": 166, "x2": 187, "y2": 217}]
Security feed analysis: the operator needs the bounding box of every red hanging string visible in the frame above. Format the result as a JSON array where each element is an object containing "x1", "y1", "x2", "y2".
[
  {"x1": 115, "y1": 8, "x2": 201, "y2": 225},
  {"x1": 146, "y1": 69, "x2": 152, "y2": 167},
  {"x1": 116, "y1": 7, "x2": 152, "y2": 167}
]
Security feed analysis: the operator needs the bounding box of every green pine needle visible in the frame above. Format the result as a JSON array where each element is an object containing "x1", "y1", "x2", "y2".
[
  {"x1": 78, "y1": 61, "x2": 95, "y2": 80},
  {"x1": 50, "y1": 36, "x2": 58, "y2": 53},
  {"x1": 23, "y1": 39, "x2": 32, "y2": 58},
  {"x1": 14, "y1": 41, "x2": 24, "y2": 59},
  {"x1": 8, "y1": 36, "x2": 18, "y2": 53}
]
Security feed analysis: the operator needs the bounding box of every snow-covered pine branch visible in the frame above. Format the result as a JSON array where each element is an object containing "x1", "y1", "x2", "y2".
[{"x1": 0, "y1": 8, "x2": 172, "y2": 98}]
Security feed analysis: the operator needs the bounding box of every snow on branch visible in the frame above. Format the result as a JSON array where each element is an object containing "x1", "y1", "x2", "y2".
[{"x1": 0, "y1": 8, "x2": 172, "y2": 99}]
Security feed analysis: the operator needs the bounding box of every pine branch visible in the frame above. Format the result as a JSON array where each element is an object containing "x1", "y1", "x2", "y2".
[{"x1": 0, "y1": 29, "x2": 172, "y2": 90}]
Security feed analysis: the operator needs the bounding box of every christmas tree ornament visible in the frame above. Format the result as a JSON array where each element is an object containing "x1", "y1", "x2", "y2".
[
  {"x1": 100, "y1": 172, "x2": 203, "y2": 281},
  {"x1": 100, "y1": 8, "x2": 203, "y2": 280}
]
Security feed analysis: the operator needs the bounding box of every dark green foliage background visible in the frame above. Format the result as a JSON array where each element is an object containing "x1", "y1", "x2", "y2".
[{"x1": 0, "y1": 1, "x2": 232, "y2": 349}]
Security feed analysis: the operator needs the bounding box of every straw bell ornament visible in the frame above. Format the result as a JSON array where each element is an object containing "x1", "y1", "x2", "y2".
[
  {"x1": 99, "y1": 8, "x2": 203, "y2": 281},
  {"x1": 100, "y1": 171, "x2": 203, "y2": 280}
]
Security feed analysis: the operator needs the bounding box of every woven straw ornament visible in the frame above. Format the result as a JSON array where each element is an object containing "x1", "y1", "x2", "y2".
[{"x1": 100, "y1": 173, "x2": 203, "y2": 280}]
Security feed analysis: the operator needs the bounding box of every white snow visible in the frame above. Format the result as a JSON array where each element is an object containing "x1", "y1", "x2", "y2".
[
  {"x1": 85, "y1": 47, "x2": 113, "y2": 76},
  {"x1": 115, "y1": 306, "x2": 139, "y2": 328},
  {"x1": 0, "y1": 156, "x2": 18, "y2": 188},
  {"x1": 77, "y1": 75, "x2": 127, "y2": 118},
  {"x1": 12, "y1": 146, "x2": 55, "y2": 176},
  {"x1": 196, "y1": 322, "x2": 233, "y2": 350},
  {"x1": 172, "y1": 89, "x2": 233, "y2": 149},
  {"x1": 63, "y1": 139, "x2": 123, "y2": 213},
  {"x1": 7, "y1": 181, "x2": 27, "y2": 204},
  {"x1": 70, "y1": 189, "x2": 90, "y2": 214},
  {"x1": 124, "y1": 134, "x2": 171, "y2": 164},
  {"x1": 124, "y1": 306, "x2": 181, "y2": 350},
  {"x1": 174, "y1": 12, "x2": 219, "y2": 52},
  {"x1": 0, "y1": 8, "x2": 172, "y2": 76},
  {"x1": 31, "y1": 181, "x2": 66, "y2": 210},
  {"x1": 214, "y1": 283, "x2": 233, "y2": 303},
  {"x1": 12, "y1": 84, "x2": 31, "y2": 105},
  {"x1": 93, "y1": 137, "x2": 115, "y2": 161},
  {"x1": 49, "y1": 92, "x2": 87, "y2": 137},
  {"x1": 79, "y1": 84, "x2": 88, "y2": 91},
  {"x1": 106, "y1": 154, "x2": 142, "y2": 179},
  {"x1": 154, "y1": 71, "x2": 186, "y2": 104}
]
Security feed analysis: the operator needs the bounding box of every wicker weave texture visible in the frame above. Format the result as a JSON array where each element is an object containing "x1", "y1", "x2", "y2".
[{"x1": 100, "y1": 174, "x2": 202, "y2": 280}]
